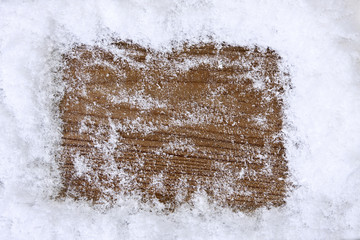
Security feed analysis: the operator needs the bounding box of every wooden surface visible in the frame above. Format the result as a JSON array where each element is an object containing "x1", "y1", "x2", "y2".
[{"x1": 58, "y1": 41, "x2": 290, "y2": 211}]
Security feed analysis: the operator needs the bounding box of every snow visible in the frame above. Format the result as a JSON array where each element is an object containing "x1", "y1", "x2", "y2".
[{"x1": 0, "y1": 0, "x2": 360, "y2": 239}]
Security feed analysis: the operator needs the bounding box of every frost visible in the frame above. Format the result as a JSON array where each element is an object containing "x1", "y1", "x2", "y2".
[
  {"x1": 109, "y1": 89, "x2": 167, "y2": 110},
  {"x1": 73, "y1": 152, "x2": 92, "y2": 177}
]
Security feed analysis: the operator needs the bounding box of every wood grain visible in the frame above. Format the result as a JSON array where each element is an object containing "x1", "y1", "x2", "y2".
[{"x1": 58, "y1": 41, "x2": 290, "y2": 211}]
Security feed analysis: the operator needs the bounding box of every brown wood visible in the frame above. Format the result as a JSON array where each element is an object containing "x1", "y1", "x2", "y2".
[{"x1": 58, "y1": 41, "x2": 290, "y2": 211}]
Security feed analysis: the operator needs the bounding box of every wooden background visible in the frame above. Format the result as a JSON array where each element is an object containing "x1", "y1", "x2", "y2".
[{"x1": 58, "y1": 41, "x2": 290, "y2": 211}]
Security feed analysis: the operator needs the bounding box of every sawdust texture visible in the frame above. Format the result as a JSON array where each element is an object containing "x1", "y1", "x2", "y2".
[{"x1": 58, "y1": 41, "x2": 290, "y2": 211}]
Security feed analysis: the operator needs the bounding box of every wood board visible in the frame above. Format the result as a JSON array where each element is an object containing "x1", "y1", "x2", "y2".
[{"x1": 58, "y1": 41, "x2": 290, "y2": 211}]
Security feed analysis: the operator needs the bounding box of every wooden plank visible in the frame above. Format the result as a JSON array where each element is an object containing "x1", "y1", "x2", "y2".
[{"x1": 58, "y1": 41, "x2": 290, "y2": 211}]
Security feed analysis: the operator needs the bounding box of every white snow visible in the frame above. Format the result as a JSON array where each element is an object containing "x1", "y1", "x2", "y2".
[{"x1": 1, "y1": 0, "x2": 360, "y2": 239}]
